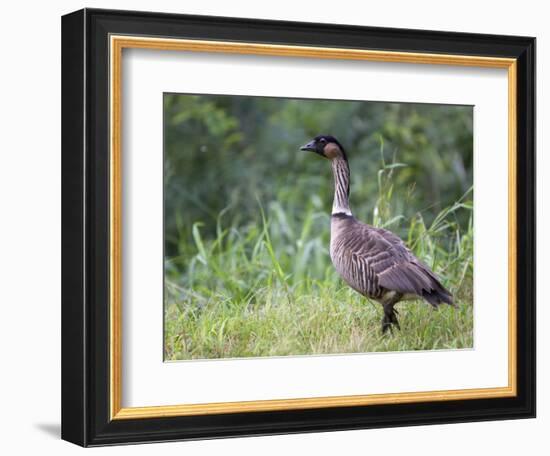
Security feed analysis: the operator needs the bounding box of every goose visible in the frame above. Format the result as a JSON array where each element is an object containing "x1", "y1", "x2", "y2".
[{"x1": 300, "y1": 135, "x2": 454, "y2": 333}]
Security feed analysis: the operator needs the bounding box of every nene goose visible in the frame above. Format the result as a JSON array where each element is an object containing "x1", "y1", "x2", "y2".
[{"x1": 300, "y1": 135, "x2": 454, "y2": 333}]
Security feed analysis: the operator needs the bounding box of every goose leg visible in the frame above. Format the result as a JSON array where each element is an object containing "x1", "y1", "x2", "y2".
[{"x1": 381, "y1": 294, "x2": 402, "y2": 334}]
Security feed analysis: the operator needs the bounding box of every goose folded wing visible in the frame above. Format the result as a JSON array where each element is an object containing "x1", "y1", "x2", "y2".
[{"x1": 364, "y1": 231, "x2": 434, "y2": 296}]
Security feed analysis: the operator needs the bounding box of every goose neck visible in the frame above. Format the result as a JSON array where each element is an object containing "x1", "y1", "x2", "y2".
[{"x1": 331, "y1": 157, "x2": 352, "y2": 216}]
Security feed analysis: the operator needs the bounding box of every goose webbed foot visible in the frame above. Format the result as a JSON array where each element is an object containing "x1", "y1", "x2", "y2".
[{"x1": 381, "y1": 307, "x2": 400, "y2": 334}]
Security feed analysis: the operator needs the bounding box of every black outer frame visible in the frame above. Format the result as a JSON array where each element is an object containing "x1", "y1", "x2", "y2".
[{"x1": 61, "y1": 8, "x2": 536, "y2": 447}]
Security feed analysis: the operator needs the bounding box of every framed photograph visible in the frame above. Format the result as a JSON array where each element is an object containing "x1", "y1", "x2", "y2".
[{"x1": 61, "y1": 8, "x2": 535, "y2": 447}]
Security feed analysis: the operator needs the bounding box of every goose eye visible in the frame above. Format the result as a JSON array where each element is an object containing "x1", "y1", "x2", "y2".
[{"x1": 320, "y1": 138, "x2": 327, "y2": 144}]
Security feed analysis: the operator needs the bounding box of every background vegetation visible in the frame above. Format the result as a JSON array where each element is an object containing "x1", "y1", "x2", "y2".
[{"x1": 164, "y1": 94, "x2": 473, "y2": 360}]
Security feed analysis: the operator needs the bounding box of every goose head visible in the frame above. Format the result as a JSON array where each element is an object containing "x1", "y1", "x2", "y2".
[{"x1": 300, "y1": 135, "x2": 347, "y2": 161}]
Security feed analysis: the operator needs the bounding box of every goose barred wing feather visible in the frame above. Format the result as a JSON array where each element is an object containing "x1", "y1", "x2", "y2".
[
  {"x1": 358, "y1": 227, "x2": 422, "y2": 292},
  {"x1": 331, "y1": 218, "x2": 453, "y2": 307},
  {"x1": 366, "y1": 226, "x2": 454, "y2": 306}
]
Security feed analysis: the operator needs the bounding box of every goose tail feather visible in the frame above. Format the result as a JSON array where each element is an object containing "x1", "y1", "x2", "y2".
[{"x1": 422, "y1": 281, "x2": 455, "y2": 308}]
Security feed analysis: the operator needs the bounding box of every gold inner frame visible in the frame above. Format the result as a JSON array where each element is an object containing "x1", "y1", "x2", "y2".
[{"x1": 109, "y1": 35, "x2": 518, "y2": 420}]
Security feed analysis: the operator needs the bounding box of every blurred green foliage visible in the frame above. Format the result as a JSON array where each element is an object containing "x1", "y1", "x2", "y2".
[{"x1": 164, "y1": 94, "x2": 472, "y2": 259}]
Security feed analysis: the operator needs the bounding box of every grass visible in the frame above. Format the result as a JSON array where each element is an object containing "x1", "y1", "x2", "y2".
[
  {"x1": 165, "y1": 285, "x2": 473, "y2": 360},
  {"x1": 164, "y1": 159, "x2": 474, "y2": 361}
]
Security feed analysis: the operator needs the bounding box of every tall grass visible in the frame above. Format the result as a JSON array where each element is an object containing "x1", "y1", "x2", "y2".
[{"x1": 164, "y1": 156, "x2": 473, "y2": 361}]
